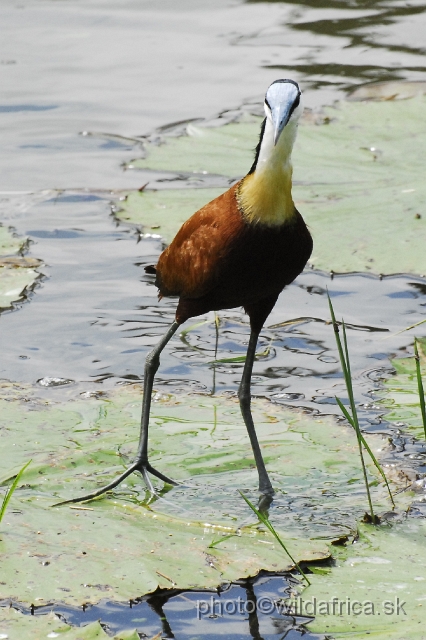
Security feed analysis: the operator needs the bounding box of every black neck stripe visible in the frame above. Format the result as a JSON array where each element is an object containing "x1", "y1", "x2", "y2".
[{"x1": 247, "y1": 117, "x2": 266, "y2": 175}]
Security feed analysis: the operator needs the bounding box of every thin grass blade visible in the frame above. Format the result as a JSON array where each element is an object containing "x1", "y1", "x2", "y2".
[
  {"x1": 208, "y1": 532, "x2": 238, "y2": 548},
  {"x1": 209, "y1": 342, "x2": 272, "y2": 364},
  {"x1": 210, "y1": 355, "x2": 247, "y2": 364},
  {"x1": 0, "y1": 460, "x2": 31, "y2": 523},
  {"x1": 327, "y1": 293, "x2": 376, "y2": 522},
  {"x1": 239, "y1": 491, "x2": 310, "y2": 585},
  {"x1": 414, "y1": 339, "x2": 426, "y2": 440},
  {"x1": 214, "y1": 312, "x2": 220, "y2": 360},
  {"x1": 391, "y1": 318, "x2": 426, "y2": 337},
  {"x1": 327, "y1": 294, "x2": 349, "y2": 381},
  {"x1": 180, "y1": 319, "x2": 210, "y2": 338},
  {"x1": 335, "y1": 397, "x2": 394, "y2": 507},
  {"x1": 341, "y1": 321, "x2": 359, "y2": 432},
  {"x1": 340, "y1": 318, "x2": 375, "y2": 521}
]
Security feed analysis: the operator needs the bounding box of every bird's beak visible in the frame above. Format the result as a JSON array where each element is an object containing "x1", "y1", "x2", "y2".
[{"x1": 272, "y1": 103, "x2": 293, "y2": 146}]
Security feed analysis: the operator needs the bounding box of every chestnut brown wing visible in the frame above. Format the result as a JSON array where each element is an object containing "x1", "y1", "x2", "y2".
[{"x1": 155, "y1": 183, "x2": 245, "y2": 299}]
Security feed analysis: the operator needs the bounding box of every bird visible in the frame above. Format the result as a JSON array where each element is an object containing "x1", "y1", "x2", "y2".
[{"x1": 59, "y1": 78, "x2": 313, "y2": 505}]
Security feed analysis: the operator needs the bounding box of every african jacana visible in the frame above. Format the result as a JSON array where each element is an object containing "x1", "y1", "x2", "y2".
[{"x1": 61, "y1": 79, "x2": 312, "y2": 504}]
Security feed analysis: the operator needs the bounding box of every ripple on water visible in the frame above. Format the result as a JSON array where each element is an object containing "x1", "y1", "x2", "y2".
[{"x1": 0, "y1": 195, "x2": 425, "y2": 426}]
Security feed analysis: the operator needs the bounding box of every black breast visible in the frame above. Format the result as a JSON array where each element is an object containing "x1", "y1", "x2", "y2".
[
  {"x1": 213, "y1": 211, "x2": 312, "y2": 307},
  {"x1": 175, "y1": 210, "x2": 312, "y2": 324}
]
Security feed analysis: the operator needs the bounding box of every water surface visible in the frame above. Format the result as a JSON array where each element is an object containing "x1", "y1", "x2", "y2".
[{"x1": 1, "y1": 1, "x2": 426, "y2": 637}]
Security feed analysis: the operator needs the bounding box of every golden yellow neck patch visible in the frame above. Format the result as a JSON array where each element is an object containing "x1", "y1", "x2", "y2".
[{"x1": 237, "y1": 164, "x2": 295, "y2": 226}]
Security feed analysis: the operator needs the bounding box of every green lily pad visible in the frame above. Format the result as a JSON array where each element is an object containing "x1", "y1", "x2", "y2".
[
  {"x1": 117, "y1": 97, "x2": 426, "y2": 275},
  {"x1": 305, "y1": 520, "x2": 426, "y2": 639},
  {"x1": 0, "y1": 226, "x2": 41, "y2": 310},
  {"x1": 0, "y1": 225, "x2": 25, "y2": 256},
  {"x1": 127, "y1": 118, "x2": 260, "y2": 177},
  {"x1": 0, "y1": 381, "x2": 404, "y2": 606},
  {"x1": 379, "y1": 338, "x2": 426, "y2": 436},
  {"x1": 294, "y1": 98, "x2": 426, "y2": 275},
  {"x1": 348, "y1": 80, "x2": 426, "y2": 102},
  {"x1": 0, "y1": 609, "x2": 139, "y2": 640},
  {"x1": 0, "y1": 266, "x2": 39, "y2": 310},
  {"x1": 116, "y1": 188, "x2": 224, "y2": 241}
]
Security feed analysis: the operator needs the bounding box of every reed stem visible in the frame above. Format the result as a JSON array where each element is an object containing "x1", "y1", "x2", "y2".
[
  {"x1": 414, "y1": 339, "x2": 426, "y2": 440},
  {"x1": 327, "y1": 293, "x2": 383, "y2": 522}
]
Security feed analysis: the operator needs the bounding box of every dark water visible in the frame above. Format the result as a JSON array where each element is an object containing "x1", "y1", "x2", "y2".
[
  {"x1": 1, "y1": 0, "x2": 426, "y2": 637},
  {"x1": 3, "y1": 573, "x2": 324, "y2": 639}
]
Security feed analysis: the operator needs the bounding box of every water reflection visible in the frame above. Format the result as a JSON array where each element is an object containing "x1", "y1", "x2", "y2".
[
  {"x1": 3, "y1": 573, "x2": 322, "y2": 639},
  {"x1": 244, "y1": 0, "x2": 426, "y2": 95}
]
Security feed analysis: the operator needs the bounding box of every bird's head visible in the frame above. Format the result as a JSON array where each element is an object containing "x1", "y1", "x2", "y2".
[
  {"x1": 264, "y1": 79, "x2": 302, "y2": 146},
  {"x1": 240, "y1": 78, "x2": 303, "y2": 224}
]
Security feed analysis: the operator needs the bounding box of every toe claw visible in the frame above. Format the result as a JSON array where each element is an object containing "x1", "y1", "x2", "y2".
[
  {"x1": 52, "y1": 460, "x2": 177, "y2": 506},
  {"x1": 145, "y1": 463, "x2": 179, "y2": 486}
]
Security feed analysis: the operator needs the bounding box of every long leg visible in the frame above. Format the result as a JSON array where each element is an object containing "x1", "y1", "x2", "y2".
[
  {"x1": 238, "y1": 329, "x2": 274, "y2": 496},
  {"x1": 135, "y1": 320, "x2": 181, "y2": 482},
  {"x1": 54, "y1": 321, "x2": 181, "y2": 505}
]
